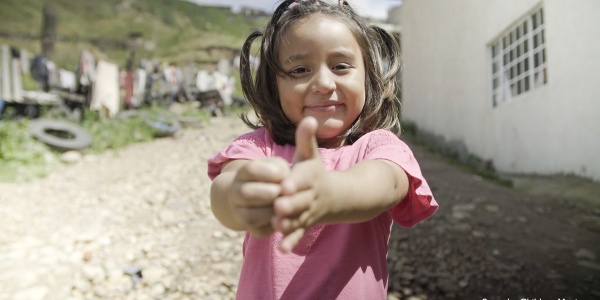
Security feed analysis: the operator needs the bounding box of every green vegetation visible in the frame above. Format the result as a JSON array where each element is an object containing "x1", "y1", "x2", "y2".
[
  {"x1": 0, "y1": 0, "x2": 269, "y2": 69},
  {"x1": 401, "y1": 122, "x2": 513, "y2": 187},
  {"x1": 0, "y1": 0, "x2": 261, "y2": 182},
  {"x1": 0, "y1": 104, "x2": 213, "y2": 182},
  {"x1": 0, "y1": 119, "x2": 56, "y2": 182}
]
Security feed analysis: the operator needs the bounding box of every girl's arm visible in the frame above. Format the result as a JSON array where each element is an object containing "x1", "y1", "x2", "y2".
[
  {"x1": 320, "y1": 159, "x2": 409, "y2": 223},
  {"x1": 210, "y1": 157, "x2": 290, "y2": 237},
  {"x1": 210, "y1": 160, "x2": 250, "y2": 231}
]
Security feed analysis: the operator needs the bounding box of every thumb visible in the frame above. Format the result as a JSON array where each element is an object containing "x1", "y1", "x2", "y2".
[{"x1": 293, "y1": 117, "x2": 319, "y2": 163}]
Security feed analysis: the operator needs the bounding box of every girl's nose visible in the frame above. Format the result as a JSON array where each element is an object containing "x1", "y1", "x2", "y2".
[{"x1": 310, "y1": 68, "x2": 336, "y2": 94}]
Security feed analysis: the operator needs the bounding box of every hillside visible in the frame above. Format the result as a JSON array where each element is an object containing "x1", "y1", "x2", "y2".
[{"x1": 0, "y1": 0, "x2": 269, "y2": 70}]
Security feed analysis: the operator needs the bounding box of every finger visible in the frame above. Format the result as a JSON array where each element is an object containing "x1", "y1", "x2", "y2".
[
  {"x1": 280, "y1": 158, "x2": 321, "y2": 196},
  {"x1": 273, "y1": 189, "x2": 314, "y2": 217},
  {"x1": 234, "y1": 206, "x2": 274, "y2": 228},
  {"x1": 272, "y1": 217, "x2": 300, "y2": 235},
  {"x1": 273, "y1": 210, "x2": 317, "y2": 235},
  {"x1": 237, "y1": 157, "x2": 290, "y2": 183},
  {"x1": 231, "y1": 182, "x2": 282, "y2": 206},
  {"x1": 271, "y1": 214, "x2": 298, "y2": 235},
  {"x1": 271, "y1": 215, "x2": 286, "y2": 232},
  {"x1": 280, "y1": 228, "x2": 306, "y2": 253},
  {"x1": 293, "y1": 117, "x2": 319, "y2": 163}
]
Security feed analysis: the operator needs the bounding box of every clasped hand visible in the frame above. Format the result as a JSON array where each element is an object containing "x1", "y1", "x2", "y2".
[{"x1": 228, "y1": 117, "x2": 332, "y2": 252}]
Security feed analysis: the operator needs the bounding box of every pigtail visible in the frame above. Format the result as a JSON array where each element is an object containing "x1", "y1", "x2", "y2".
[
  {"x1": 371, "y1": 25, "x2": 403, "y2": 135},
  {"x1": 372, "y1": 26, "x2": 402, "y2": 99},
  {"x1": 347, "y1": 22, "x2": 403, "y2": 142},
  {"x1": 240, "y1": 31, "x2": 263, "y2": 129},
  {"x1": 240, "y1": 0, "x2": 298, "y2": 132}
]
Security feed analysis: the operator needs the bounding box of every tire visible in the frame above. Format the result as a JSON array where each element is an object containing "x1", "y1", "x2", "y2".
[
  {"x1": 172, "y1": 114, "x2": 203, "y2": 128},
  {"x1": 29, "y1": 119, "x2": 92, "y2": 151},
  {"x1": 141, "y1": 113, "x2": 181, "y2": 137}
]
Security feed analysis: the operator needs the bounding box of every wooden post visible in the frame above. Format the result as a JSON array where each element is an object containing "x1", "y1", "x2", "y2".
[{"x1": 41, "y1": 4, "x2": 58, "y2": 59}]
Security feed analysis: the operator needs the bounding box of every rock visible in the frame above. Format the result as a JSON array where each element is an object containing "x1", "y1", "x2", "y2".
[
  {"x1": 436, "y1": 278, "x2": 460, "y2": 294},
  {"x1": 575, "y1": 248, "x2": 597, "y2": 261},
  {"x1": 484, "y1": 204, "x2": 499, "y2": 212},
  {"x1": 81, "y1": 265, "x2": 106, "y2": 283},
  {"x1": 61, "y1": 151, "x2": 82, "y2": 164},
  {"x1": 578, "y1": 260, "x2": 600, "y2": 271},
  {"x1": 72, "y1": 277, "x2": 91, "y2": 293},
  {"x1": 142, "y1": 266, "x2": 168, "y2": 285},
  {"x1": 451, "y1": 211, "x2": 469, "y2": 221},
  {"x1": 452, "y1": 223, "x2": 471, "y2": 232},
  {"x1": 471, "y1": 230, "x2": 485, "y2": 238},
  {"x1": 452, "y1": 203, "x2": 476, "y2": 212},
  {"x1": 13, "y1": 285, "x2": 48, "y2": 300},
  {"x1": 387, "y1": 291, "x2": 401, "y2": 300}
]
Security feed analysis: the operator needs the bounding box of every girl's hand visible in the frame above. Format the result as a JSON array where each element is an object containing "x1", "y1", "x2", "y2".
[
  {"x1": 228, "y1": 157, "x2": 290, "y2": 238},
  {"x1": 272, "y1": 117, "x2": 336, "y2": 252}
]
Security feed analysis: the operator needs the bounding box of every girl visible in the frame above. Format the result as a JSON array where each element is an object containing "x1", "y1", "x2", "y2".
[{"x1": 208, "y1": 0, "x2": 438, "y2": 298}]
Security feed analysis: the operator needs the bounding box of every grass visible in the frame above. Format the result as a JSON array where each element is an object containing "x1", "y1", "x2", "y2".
[
  {"x1": 0, "y1": 119, "x2": 57, "y2": 182},
  {"x1": 0, "y1": 0, "x2": 261, "y2": 182},
  {"x1": 0, "y1": 0, "x2": 269, "y2": 69},
  {"x1": 401, "y1": 122, "x2": 513, "y2": 187},
  {"x1": 0, "y1": 103, "x2": 212, "y2": 183}
]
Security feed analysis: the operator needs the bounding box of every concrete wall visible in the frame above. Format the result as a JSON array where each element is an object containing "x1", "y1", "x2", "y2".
[{"x1": 397, "y1": 0, "x2": 600, "y2": 181}]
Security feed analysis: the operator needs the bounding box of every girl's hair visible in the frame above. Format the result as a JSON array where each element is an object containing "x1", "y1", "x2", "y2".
[{"x1": 239, "y1": 0, "x2": 402, "y2": 145}]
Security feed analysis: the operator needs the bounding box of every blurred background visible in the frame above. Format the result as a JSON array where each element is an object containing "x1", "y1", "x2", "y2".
[{"x1": 0, "y1": 1, "x2": 599, "y2": 300}]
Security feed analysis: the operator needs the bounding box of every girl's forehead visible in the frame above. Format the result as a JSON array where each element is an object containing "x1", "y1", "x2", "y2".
[
  {"x1": 283, "y1": 13, "x2": 349, "y2": 36},
  {"x1": 280, "y1": 16, "x2": 355, "y2": 43},
  {"x1": 277, "y1": 17, "x2": 364, "y2": 62},
  {"x1": 293, "y1": 0, "x2": 343, "y2": 5}
]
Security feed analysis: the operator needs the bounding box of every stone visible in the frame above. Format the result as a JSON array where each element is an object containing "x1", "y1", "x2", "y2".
[
  {"x1": 61, "y1": 151, "x2": 83, "y2": 164},
  {"x1": 13, "y1": 286, "x2": 48, "y2": 300},
  {"x1": 575, "y1": 248, "x2": 597, "y2": 261}
]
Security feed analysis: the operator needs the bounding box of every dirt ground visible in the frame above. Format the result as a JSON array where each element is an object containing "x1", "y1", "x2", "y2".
[
  {"x1": 0, "y1": 114, "x2": 598, "y2": 300},
  {"x1": 387, "y1": 138, "x2": 600, "y2": 300}
]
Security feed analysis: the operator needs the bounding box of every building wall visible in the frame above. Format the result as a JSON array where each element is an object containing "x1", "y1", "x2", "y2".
[{"x1": 398, "y1": 0, "x2": 600, "y2": 180}]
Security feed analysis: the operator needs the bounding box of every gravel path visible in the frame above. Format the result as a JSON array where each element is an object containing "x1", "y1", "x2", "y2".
[
  {"x1": 0, "y1": 115, "x2": 598, "y2": 300},
  {"x1": 0, "y1": 117, "x2": 246, "y2": 300}
]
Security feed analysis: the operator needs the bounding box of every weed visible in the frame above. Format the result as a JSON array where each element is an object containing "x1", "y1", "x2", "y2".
[{"x1": 0, "y1": 119, "x2": 57, "y2": 182}]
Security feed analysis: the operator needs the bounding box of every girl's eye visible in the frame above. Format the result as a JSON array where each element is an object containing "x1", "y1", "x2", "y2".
[
  {"x1": 333, "y1": 64, "x2": 352, "y2": 71},
  {"x1": 289, "y1": 67, "x2": 309, "y2": 75}
]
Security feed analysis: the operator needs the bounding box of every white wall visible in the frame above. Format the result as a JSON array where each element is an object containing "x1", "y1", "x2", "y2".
[{"x1": 398, "y1": 0, "x2": 600, "y2": 180}]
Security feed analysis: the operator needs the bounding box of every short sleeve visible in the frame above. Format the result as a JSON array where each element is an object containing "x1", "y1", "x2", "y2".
[
  {"x1": 207, "y1": 129, "x2": 269, "y2": 180},
  {"x1": 363, "y1": 130, "x2": 438, "y2": 227}
]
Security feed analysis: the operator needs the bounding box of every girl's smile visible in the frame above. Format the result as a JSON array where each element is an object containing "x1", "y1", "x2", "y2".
[
  {"x1": 304, "y1": 102, "x2": 345, "y2": 113},
  {"x1": 276, "y1": 13, "x2": 366, "y2": 148}
]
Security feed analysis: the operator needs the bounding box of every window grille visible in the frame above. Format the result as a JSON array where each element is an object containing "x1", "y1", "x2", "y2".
[{"x1": 490, "y1": 8, "x2": 547, "y2": 107}]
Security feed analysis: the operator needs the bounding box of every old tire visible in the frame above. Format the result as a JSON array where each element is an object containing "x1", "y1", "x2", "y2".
[
  {"x1": 142, "y1": 113, "x2": 181, "y2": 137},
  {"x1": 29, "y1": 119, "x2": 92, "y2": 151},
  {"x1": 172, "y1": 114, "x2": 203, "y2": 128}
]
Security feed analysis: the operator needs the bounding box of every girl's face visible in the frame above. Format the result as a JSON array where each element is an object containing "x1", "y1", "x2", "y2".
[{"x1": 277, "y1": 14, "x2": 366, "y2": 148}]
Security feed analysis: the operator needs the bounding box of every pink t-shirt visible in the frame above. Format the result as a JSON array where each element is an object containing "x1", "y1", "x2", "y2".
[{"x1": 208, "y1": 128, "x2": 438, "y2": 300}]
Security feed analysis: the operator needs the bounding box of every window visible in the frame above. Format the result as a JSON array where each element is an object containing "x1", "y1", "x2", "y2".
[{"x1": 490, "y1": 8, "x2": 547, "y2": 107}]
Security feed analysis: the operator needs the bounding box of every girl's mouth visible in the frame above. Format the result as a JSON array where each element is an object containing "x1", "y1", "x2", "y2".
[{"x1": 305, "y1": 103, "x2": 344, "y2": 113}]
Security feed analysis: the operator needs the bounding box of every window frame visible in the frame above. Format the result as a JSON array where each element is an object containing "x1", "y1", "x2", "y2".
[{"x1": 489, "y1": 7, "x2": 547, "y2": 108}]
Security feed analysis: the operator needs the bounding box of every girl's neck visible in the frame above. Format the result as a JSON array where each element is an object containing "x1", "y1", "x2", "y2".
[{"x1": 317, "y1": 134, "x2": 348, "y2": 149}]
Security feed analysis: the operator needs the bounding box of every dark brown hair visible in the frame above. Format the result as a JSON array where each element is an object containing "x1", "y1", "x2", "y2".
[{"x1": 240, "y1": 0, "x2": 402, "y2": 145}]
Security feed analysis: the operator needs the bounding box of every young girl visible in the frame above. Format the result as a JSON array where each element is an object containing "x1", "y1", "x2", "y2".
[{"x1": 208, "y1": 0, "x2": 438, "y2": 298}]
